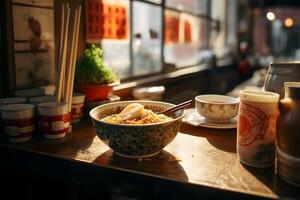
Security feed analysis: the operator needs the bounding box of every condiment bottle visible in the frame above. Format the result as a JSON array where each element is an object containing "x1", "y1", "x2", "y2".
[{"x1": 277, "y1": 82, "x2": 300, "y2": 187}]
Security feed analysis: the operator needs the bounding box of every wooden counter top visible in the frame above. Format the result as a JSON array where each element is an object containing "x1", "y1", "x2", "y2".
[{"x1": 1, "y1": 111, "x2": 300, "y2": 199}]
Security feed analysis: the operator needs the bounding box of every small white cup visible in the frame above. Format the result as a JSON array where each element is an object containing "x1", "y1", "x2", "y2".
[
  {"x1": 0, "y1": 104, "x2": 35, "y2": 142},
  {"x1": 38, "y1": 102, "x2": 70, "y2": 139},
  {"x1": 195, "y1": 94, "x2": 239, "y2": 123}
]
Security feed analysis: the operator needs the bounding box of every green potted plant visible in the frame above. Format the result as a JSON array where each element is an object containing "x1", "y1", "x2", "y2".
[{"x1": 75, "y1": 44, "x2": 119, "y2": 102}]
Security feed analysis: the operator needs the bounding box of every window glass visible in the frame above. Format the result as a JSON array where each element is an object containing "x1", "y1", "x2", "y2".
[
  {"x1": 102, "y1": 40, "x2": 130, "y2": 79},
  {"x1": 164, "y1": 10, "x2": 202, "y2": 67},
  {"x1": 199, "y1": 18, "x2": 208, "y2": 50},
  {"x1": 166, "y1": 0, "x2": 208, "y2": 15},
  {"x1": 90, "y1": 0, "x2": 131, "y2": 79},
  {"x1": 132, "y1": 1, "x2": 162, "y2": 76},
  {"x1": 210, "y1": 0, "x2": 227, "y2": 56},
  {"x1": 85, "y1": 0, "x2": 212, "y2": 79}
]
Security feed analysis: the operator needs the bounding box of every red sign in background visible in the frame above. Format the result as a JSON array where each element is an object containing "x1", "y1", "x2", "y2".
[{"x1": 86, "y1": 0, "x2": 127, "y2": 41}]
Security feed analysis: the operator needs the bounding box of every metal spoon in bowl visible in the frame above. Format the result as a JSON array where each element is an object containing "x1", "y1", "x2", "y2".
[{"x1": 158, "y1": 100, "x2": 193, "y2": 115}]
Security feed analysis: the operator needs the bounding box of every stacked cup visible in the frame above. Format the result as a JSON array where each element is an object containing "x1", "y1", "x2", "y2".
[{"x1": 0, "y1": 92, "x2": 82, "y2": 141}]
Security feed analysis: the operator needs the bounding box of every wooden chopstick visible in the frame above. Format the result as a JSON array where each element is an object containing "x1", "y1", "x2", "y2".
[
  {"x1": 68, "y1": 6, "x2": 81, "y2": 112},
  {"x1": 158, "y1": 100, "x2": 193, "y2": 115},
  {"x1": 65, "y1": 7, "x2": 78, "y2": 106},
  {"x1": 56, "y1": 3, "x2": 65, "y2": 103},
  {"x1": 56, "y1": 3, "x2": 70, "y2": 104},
  {"x1": 66, "y1": 6, "x2": 81, "y2": 112},
  {"x1": 58, "y1": 3, "x2": 65, "y2": 70},
  {"x1": 61, "y1": 5, "x2": 70, "y2": 102},
  {"x1": 56, "y1": 3, "x2": 81, "y2": 111}
]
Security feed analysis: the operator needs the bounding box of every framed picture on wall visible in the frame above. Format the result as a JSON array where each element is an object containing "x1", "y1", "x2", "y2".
[{"x1": 5, "y1": 0, "x2": 56, "y2": 91}]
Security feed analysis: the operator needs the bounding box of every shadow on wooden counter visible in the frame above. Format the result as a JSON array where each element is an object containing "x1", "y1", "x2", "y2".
[
  {"x1": 180, "y1": 123, "x2": 237, "y2": 153},
  {"x1": 93, "y1": 149, "x2": 188, "y2": 181}
]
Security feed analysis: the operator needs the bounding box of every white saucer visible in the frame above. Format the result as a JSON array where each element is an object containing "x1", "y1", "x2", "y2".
[{"x1": 182, "y1": 109, "x2": 237, "y2": 129}]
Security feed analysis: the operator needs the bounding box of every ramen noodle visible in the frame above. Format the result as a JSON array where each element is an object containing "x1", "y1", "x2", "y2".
[{"x1": 102, "y1": 103, "x2": 172, "y2": 124}]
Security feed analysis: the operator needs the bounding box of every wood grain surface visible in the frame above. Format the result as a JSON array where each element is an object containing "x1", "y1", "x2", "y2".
[{"x1": 0, "y1": 110, "x2": 300, "y2": 199}]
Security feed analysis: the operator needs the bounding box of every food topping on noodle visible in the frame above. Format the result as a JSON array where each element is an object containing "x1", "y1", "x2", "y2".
[
  {"x1": 102, "y1": 103, "x2": 172, "y2": 124},
  {"x1": 118, "y1": 103, "x2": 144, "y2": 120}
]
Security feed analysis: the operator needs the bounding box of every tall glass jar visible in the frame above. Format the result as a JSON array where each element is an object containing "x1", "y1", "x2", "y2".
[{"x1": 264, "y1": 62, "x2": 300, "y2": 99}]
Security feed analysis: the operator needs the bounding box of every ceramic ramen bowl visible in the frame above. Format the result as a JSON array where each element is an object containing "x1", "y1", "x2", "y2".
[
  {"x1": 195, "y1": 94, "x2": 239, "y2": 123},
  {"x1": 90, "y1": 100, "x2": 185, "y2": 158}
]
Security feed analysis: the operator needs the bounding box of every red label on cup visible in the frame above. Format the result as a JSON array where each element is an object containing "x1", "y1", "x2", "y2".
[
  {"x1": 39, "y1": 113, "x2": 70, "y2": 135},
  {"x1": 71, "y1": 103, "x2": 84, "y2": 121},
  {"x1": 2, "y1": 117, "x2": 34, "y2": 138}
]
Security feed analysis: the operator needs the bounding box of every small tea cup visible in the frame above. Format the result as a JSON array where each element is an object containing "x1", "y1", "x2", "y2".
[{"x1": 195, "y1": 94, "x2": 239, "y2": 123}]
